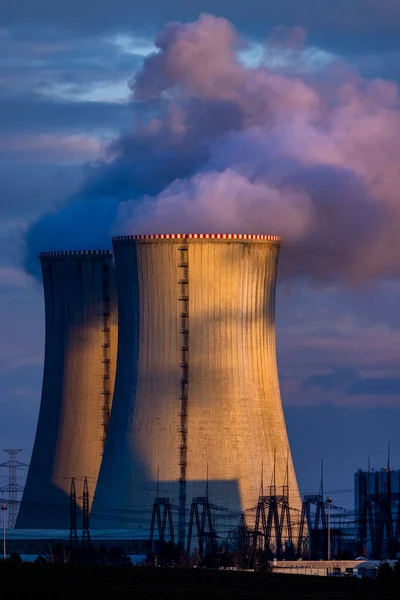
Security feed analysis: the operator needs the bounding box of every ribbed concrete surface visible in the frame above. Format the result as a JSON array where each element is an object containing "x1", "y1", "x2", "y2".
[
  {"x1": 16, "y1": 252, "x2": 117, "y2": 529},
  {"x1": 92, "y1": 236, "x2": 301, "y2": 536}
]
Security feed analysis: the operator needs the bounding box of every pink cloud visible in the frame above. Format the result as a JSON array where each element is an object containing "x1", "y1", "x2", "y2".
[
  {"x1": 114, "y1": 14, "x2": 400, "y2": 284},
  {"x1": 134, "y1": 13, "x2": 245, "y2": 101},
  {"x1": 20, "y1": 14, "x2": 400, "y2": 287}
]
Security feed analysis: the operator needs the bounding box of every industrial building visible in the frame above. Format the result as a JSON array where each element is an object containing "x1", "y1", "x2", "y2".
[
  {"x1": 91, "y1": 233, "x2": 302, "y2": 544},
  {"x1": 355, "y1": 466, "x2": 400, "y2": 558},
  {"x1": 16, "y1": 250, "x2": 118, "y2": 529}
]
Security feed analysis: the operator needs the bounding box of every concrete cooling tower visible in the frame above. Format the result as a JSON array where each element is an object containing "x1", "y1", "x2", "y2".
[
  {"x1": 16, "y1": 250, "x2": 117, "y2": 529},
  {"x1": 92, "y1": 233, "x2": 301, "y2": 541}
]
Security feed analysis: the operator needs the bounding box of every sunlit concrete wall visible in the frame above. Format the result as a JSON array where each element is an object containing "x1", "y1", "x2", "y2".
[
  {"x1": 16, "y1": 251, "x2": 117, "y2": 529},
  {"x1": 92, "y1": 234, "x2": 301, "y2": 538}
]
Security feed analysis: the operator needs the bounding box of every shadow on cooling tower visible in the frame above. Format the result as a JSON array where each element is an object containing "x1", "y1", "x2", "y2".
[
  {"x1": 91, "y1": 446, "x2": 243, "y2": 532},
  {"x1": 16, "y1": 477, "x2": 84, "y2": 530},
  {"x1": 90, "y1": 345, "x2": 296, "y2": 530},
  {"x1": 91, "y1": 474, "x2": 242, "y2": 535},
  {"x1": 17, "y1": 256, "x2": 117, "y2": 530}
]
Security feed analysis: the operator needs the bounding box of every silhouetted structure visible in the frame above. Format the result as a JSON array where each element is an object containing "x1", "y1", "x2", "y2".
[
  {"x1": 149, "y1": 497, "x2": 175, "y2": 551},
  {"x1": 356, "y1": 462, "x2": 400, "y2": 559},
  {"x1": 69, "y1": 478, "x2": 78, "y2": 548},
  {"x1": 0, "y1": 449, "x2": 28, "y2": 527},
  {"x1": 82, "y1": 477, "x2": 91, "y2": 546}
]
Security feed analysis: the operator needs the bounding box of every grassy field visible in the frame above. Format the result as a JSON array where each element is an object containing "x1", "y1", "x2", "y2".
[{"x1": 0, "y1": 564, "x2": 397, "y2": 599}]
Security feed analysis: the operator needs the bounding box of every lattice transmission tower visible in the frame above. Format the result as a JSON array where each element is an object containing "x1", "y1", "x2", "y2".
[{"x1": 0, "y1": 449, "x2": 28, "y2": 528}]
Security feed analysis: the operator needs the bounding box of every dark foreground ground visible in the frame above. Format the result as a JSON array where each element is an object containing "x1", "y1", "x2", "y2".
[{"x1": 0, "y1": 564, "x2": 398, "y2": 600}]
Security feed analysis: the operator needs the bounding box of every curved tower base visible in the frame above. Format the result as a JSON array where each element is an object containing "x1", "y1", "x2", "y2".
[
  {"x1": 92, "y1": 234, "x2": 301, "y2": 545},
  {"x1": 17, "y1": 250, "x2": 117, "y2": 529}
]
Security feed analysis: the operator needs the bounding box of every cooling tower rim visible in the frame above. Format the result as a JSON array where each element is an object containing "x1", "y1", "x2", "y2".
[
  {"x1": 113, "y1": 233, "x2": 280, "y2": 242},
  {"x1": 40, "y1": 250, "x2": 113, "y2": 258}
]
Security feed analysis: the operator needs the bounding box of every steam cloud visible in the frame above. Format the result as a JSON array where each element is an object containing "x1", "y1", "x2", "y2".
[{"x1": 24, "y1": 14, "x2": 400, "y2": 282}]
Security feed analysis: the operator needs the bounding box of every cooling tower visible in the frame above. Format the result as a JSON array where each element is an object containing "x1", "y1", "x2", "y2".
[
  {"x1": 16, "y1": 250, "x2": 117, "y2": 529},
  {"x1": 92, "y1": 233, "x2": 301, "y2": 539}
]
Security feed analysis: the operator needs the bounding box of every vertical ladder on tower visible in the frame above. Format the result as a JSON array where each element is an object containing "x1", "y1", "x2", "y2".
[
  {"x1": 178, "y1": 238, "x2": 189, "y2": 546},
  {"x1": 101, "y1": 261, "x2": 111, "y2": 451}
]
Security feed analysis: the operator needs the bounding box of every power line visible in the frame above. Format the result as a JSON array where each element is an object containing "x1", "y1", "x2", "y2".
[{"x1": 0, "y1": 449, "x2": 28, "y2": 528}]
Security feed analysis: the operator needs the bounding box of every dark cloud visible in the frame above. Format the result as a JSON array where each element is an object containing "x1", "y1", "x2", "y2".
[
  {"x1": 301, "y1": 368, "x2": 359, "y2": 393},
  {"x1": 2, "y1": 1, "x2": 400, "y2": 94},
  {"x1": 275, "y1": 279, "x2": 400, "y2": 410},
  {"x1": 0, "y1": 34, "x2": 143, "y2": 147},
  {"x1": 277, "y1": 280, "x2": 400, "y2": 334},
  {"x1": 2, "y1": 1, "x2": 400, "y2": 76},
  {"x1": 0, "y1": 94, "x2": 130, "y2": 133},
  {"x1": 0, "y1": 27, "x2": 140, "y2": 136},
  {"x1": 301, "y1": 367, "x2": 400, "y2": 397},
  {"x1": 348, "y1": 377, "x2": 400, "y2": 396},
  {"x1": 0, "y1": 27, "x2": 142, "y2": 86},
  {"x1": 2, "y1": 1, "x2": 400, "y2": 34}
]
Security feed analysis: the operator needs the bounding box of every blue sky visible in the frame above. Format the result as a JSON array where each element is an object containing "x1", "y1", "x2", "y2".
[{"x1": 1, "y1": 1, "x2": 400, "y2": 508}]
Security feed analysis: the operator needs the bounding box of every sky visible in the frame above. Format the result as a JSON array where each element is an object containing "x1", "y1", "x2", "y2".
[{"x1": 1, "y1": 1, "x2": 400, "y2": 510}]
